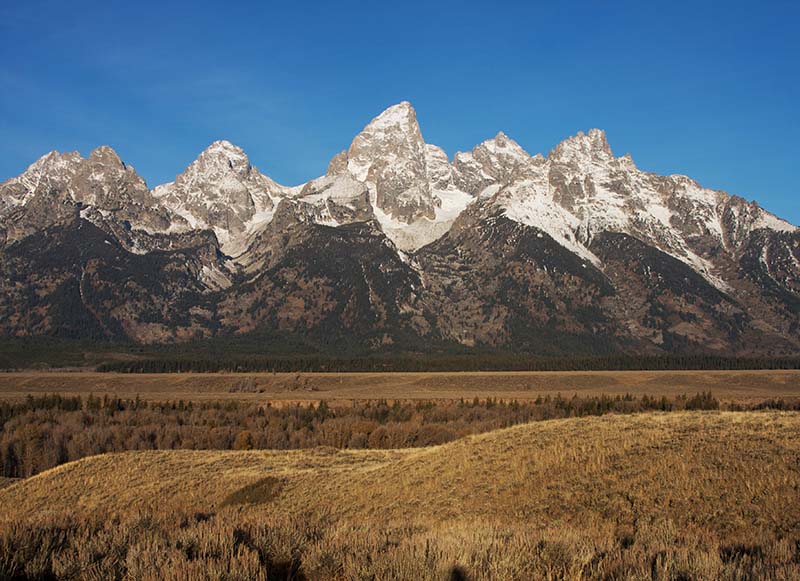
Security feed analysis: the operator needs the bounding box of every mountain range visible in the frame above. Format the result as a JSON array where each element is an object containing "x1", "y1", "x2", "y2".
[{"x1": 1, "y1": 102, "x2": 798, "y2": 357}]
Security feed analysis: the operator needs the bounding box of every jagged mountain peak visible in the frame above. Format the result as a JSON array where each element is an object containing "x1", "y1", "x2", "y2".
[
  {"x1": 551, "y1": 128, "x2": 613, "y2": 164},
  {"x1": 78, "y1": 147, "x2": 145, "y2": 192},
  {"x1": 83, "y1": 146, "x2": 143, "y2": 183},
  {"x1": 338, "y1": 102, "x2": 436, "y2": 225},
  {"x1": 28, "y1": 149, "x2": 75, "y2": 167},
  {"x1": 186, "y1": 140, "x2": 252, "y2": 178},
  {"x1": 156, "y1": 139, "x2": 278, "y2": 199},
  {"x1": 345, "y1": 101, "x2": 426, "y2": 181},
  {"x1": 0, "y1": 150, "x2": 84, "y2": 210},
  {"x1": 88, "y1": 145, "x2": 123, "y2": 163},
  {"x1": 486, "y1": 130, "x2": 521, "y2": 148},
  {"x1": 365, "y1": 101, "x2": 418, "y2": 132},
  {"x1": 23, "y1": 149, "x2": 84, "y2": 177},
  {"x1": 206, "y1": 138, "x2": 242, "y2": 151},
  {"x1": 0, "y1": 145, "x2": 176, "y2": 248},
  {"x1": 452, "y1": 130, "x2": 541, "y2": 195},
  {"x1": 617, "y1": 152, "x2": 637, "y2": 170},
  {"x1": 202, "y1": 139, "x2": 247, "y2": 157},
  {"x1": 150, "y1": 139, "x2": 291, "y2": 256},
  {"x1": 476, "y1": 131, "x2": 535, "y2": 162}
]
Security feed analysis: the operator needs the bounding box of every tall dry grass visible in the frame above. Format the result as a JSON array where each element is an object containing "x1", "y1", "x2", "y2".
[{"x1": 1, "y1": 510, "x2": 798, "y2": 580}]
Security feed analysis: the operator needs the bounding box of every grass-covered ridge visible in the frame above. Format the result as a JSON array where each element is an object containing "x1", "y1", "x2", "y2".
[{"x1": 1, "y1": 411, "x2": 799, "y2": 579}]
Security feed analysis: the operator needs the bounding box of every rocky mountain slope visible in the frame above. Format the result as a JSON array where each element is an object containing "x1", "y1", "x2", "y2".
[{"x1": 1, "y1": 102, "x2": 797, "y2": 355}]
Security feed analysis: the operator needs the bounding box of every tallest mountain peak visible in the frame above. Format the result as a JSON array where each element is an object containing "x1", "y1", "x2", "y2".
[
  {"x1": 366, "y1": 101, "x2": 419, "y2": 132},
  {"x1": 344, "y1": 100, "x2": 426, "y2": 183},
  {"x1": 380, "y1": 100, "x2": 415, "y2": 114},
  {"x1": 340, "y1": 100, "x2": 435, "y2": 223}
]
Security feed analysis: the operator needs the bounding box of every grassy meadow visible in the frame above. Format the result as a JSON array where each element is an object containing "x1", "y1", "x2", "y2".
[
  {"x1": 1, "y1": 409, "x2": 799, "y2": 579},
  {"x1": 0, "y1": 369, "x2": 798, "y2": 402}
]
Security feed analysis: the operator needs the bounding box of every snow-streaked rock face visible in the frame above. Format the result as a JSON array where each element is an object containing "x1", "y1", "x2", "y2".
[
  {"x1": 342, "y1": 102, "x2": 437, "y2": 223},
  {"x1": 453, "y1": 132, "x2": 543, "y2": 195},
  {"x1": 290, "y1": 173, "x2": 374, "y2": 226},
  {"x1": 152, "y1": 140, "x2": 286, "y2": 254},
  {"x1": 0, "y1": 146, "x2": 175, "y2": 245},
  {"x1": 550, "y1": 128, "x2": 614, "y2": 166},
  {"x1": 297, "y1": 101, "x2": 477, "y2": 251},
  {"x1": 0, "y1": 151, "x2": 83, "y2": 210},
  {"x1": 479, "y1": 128, "x2": 796, "y2": 291},
  {"x1": 424, "y1": 144, "x2": 454, "y2": 190}
]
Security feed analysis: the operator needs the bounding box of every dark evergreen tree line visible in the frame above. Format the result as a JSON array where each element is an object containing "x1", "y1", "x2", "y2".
[{"x1": 94, "y1": 354, "x2": 800, "y2": 373}]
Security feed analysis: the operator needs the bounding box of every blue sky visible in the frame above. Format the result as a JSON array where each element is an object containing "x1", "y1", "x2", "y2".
[{"x1": 1, "y1": 0, "x2": 798, "y2": 223}]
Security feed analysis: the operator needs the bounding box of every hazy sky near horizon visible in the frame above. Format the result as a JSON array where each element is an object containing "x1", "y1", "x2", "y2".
[{"x1": 1, "y1": 0, "x2": 798, "y2": 224}]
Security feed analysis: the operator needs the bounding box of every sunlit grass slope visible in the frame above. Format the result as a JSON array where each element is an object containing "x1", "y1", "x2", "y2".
[{"x1": 3, "y1": 411, "x2": 798, "y2": 542}]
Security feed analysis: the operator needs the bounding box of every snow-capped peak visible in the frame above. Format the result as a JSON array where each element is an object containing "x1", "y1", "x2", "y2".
[
  {"x1": 152, "y1": 140, "x2": 288, "y2": 255},
  {"x1": 279, "y1": 102, "x2": 474, "y2": 252},
  {"x1": 345, "y1": 101, "x2": 426, "y2": 183},
  {"x1": 475, "y1": 131, "x2": 541, "y2": 170},
  {"x1": 364, "y1": 101, "x2": 418, "y2": 133},
  {"x1": 452, "y1": 131, "x2": 541, "y2": 195},
  {"x1": 0, "y1": 150, "x2": 84, "y2": 209},
  {"x1": 189, "y1": 140, "x2": 252, "y2": 177},
  {"x1": 88, "y1": 145, "x2": 124, "y2": 163},
  {"x1": 20, "y1": 150, "x2": 84, "y2": 183},
  {"x1": 29, "y1": 150, "x2": 84, "y2": 172},
  {"x1": 481, "y1": 131, "x2": 531, "y2": 158},
  {"x1": 339, "y1": 102, "x2": 438, "y2": 226},
  {"x1": 550, "y1": 128, "x2": 613, "y2": 164}
]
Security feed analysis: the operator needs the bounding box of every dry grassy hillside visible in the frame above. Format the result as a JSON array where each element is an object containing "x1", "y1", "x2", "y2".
[
  {"x1": 2, "y1": 411, "x2": 799, "y2": 579},
  {"x1": 3, "y1": 411, "x2": 799, "y2": 530}
]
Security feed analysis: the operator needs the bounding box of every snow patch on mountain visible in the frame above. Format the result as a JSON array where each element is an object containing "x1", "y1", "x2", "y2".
[
  {"x1": 498, "y1": 179, "x2": 600, "y2": 265},
  {"x1": 757, "y1": 211, "x2": 796, "y2": 233}
]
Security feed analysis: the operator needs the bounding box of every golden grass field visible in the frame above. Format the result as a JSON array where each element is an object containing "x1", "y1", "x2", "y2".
[
  {"x1": 1, "y1": 369, "x2": 800, "y2": 579},
  {"x1": 0, "y1": 369, "x2": 798, "y2": 404},
  {"x1": 2, "y1": 411, "x2": 800, "y2": 579},
  {"x1": 4, "y1": 411, "x2": 798, "y2": 530}
]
